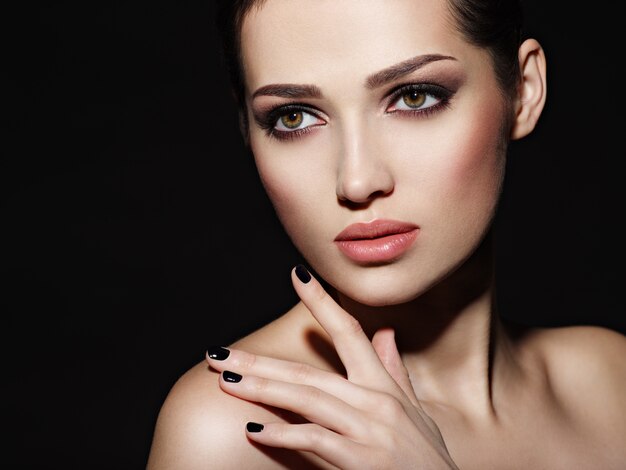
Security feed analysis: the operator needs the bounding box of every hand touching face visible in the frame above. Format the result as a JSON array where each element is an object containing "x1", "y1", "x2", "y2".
[{"x1": 207, "y1": 265, "x2": 460, "y2": 469}]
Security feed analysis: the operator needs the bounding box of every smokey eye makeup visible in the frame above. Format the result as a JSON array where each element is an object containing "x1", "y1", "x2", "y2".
[
  {"x1": 251, "y1": 79, "x2": 458, "y2": 141},
  {"x1": 252, "y1": 103, "x2": 327, "y2": 141},
  {"x1": 384, "y1": 82, "x2": 454, "y2": 117}
]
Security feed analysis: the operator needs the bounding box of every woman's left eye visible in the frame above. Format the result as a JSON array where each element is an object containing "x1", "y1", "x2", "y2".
[{"x1": 387, "y1": 85, "x2": 449, "y2": 113}]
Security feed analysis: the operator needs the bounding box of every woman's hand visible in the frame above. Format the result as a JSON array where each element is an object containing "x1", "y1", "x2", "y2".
[{"x1": 205, "y1": 265, "x2": 459, "y2": 469}]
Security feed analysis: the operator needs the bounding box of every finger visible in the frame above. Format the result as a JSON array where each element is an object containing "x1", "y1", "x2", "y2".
[
  {"x1": 371, "y1": 328, "x2": 421, "y2": 408},
  {"x1": 219, "y1": 371, "x2": 367, "y2": 437},
  {"x1": 245, "y1": 421, "x2": 369, "y2": 470},
  {"x1": 206, "y1": 347, "x2": 373, "y2": 409},
  {"x1": 291, "y1": 265, "x2": 392, "y2": 385}
]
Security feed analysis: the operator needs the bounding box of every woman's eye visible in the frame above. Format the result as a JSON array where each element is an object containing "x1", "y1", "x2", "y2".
[
  {"x1": 389, "y1": 88, "x2": 442, "y2": 112},
  {"x1": 275, "y1": 110, "x2": 322, "y2": 132}
]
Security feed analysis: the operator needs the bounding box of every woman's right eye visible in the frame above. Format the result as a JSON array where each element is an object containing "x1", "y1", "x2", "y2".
[{"x1": 274, "y1": 109, "x2": 325, "y2": 133}]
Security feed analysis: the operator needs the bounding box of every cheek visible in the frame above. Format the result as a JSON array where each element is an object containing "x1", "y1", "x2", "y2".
[
  {"x1": 419, "y1": 97, "x2": 507, "y2": 218},
  {"x1": 250, "y1": 137, "x2": 333, "y2": 246},
  {"x1": 448, "y1": 108, "x2": 505, "y2": 201}
]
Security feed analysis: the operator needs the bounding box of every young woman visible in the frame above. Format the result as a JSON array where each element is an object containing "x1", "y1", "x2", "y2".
[{"x1": 146, "y1": 0, "x2": 626, "y2": 468}]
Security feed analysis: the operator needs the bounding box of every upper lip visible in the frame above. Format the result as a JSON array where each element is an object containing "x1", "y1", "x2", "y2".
[{"x1": 334, "y1": 219, "x2": 419, "y2": 241}]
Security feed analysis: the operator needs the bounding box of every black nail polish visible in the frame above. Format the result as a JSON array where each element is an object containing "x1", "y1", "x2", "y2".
[
  {"x1": 295, "y1": 264, "x2": 311, "y2": 284},
  {"x1": 207, "y1": 346, "x2": 230, "y2": 361},
  {"x1": 223, "y1": 371, "x2": 242, "y2": 383},
  {"x1": 246, "y1": 422, "x2": 264, "y2": 433}
]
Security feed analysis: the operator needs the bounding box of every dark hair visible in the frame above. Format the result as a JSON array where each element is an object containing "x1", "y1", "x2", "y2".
[
  {"x1": 214, "y1": 0, "x2": 524, "y2": 120},
  {"x1": 446, "y1": 0, "x2": 523, "y2": 96},
  {"x1": 214, "y1": 0, "x2": 265, "y2": 114}
]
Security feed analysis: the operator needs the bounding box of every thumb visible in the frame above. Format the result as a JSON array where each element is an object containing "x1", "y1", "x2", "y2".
[{"x1": 371, "y1": 328, "x2": 420, "y2": 407}]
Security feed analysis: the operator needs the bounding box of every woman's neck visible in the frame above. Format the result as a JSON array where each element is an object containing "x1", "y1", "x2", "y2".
[{"x1": 332, "y1": 234, "x2": 522, "y2": 419}]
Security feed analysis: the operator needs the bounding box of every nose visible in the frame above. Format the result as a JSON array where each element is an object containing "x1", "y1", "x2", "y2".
[{"x1": 335, "y1": 127, "x2": 395, "y2": 205}]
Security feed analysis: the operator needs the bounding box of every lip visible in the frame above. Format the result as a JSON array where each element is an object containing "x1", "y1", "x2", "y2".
[{"x1": 334, "y1": 219, "x2": 419, "y2": 264}]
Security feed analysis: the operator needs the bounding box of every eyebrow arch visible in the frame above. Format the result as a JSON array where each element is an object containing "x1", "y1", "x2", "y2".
[
  {"x1": 366, "y1": 54, "x2": 457, "y2": 89},
  {"x1": 251, "y1": 54, "x2": 456, "y2": 100},
  {"x1": 252, "y1": 83, "x2": 322, "y2": 100}
]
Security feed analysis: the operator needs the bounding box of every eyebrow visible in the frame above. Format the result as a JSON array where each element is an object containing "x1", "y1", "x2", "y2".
[
  {"x1": 251, "y1": 53, "x2": 457, "y2": 100},
  {"x1": 366, "y1": 53, "x2": 457, "y2": 89},
  {"x1": 252, "y1": 83, "x2": 322, "y2": 100}
]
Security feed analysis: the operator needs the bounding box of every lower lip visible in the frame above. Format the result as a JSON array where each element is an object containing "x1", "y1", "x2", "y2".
[{"x1": 335, "y1": 229, "x2": 419, "y2": 264}]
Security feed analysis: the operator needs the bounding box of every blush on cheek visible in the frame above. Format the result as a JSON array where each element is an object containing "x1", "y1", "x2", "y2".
[
  {"x1": 446, "y1": 104, "x2": 507, "y2": 203},
  {"x1": 250, "y1": 133, "x2": 335, "y2": 231},
  {"x1": 250, "y1": 141, "x2": 291, "y2": 202},
  {"x1": 254, "y1": 158, "x2": 312, "y2": 235},
  {"x1": 257, "y1": 169, "x2": 296, "y2": 215}
]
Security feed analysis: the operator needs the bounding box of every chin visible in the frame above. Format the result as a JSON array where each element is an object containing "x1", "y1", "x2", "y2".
[
  {"x1": 326, "y1": 269, "x2": 429, "y2": 307},
  {"x1": 343, "y1": 286, "x2": 423, "y2": 309}
]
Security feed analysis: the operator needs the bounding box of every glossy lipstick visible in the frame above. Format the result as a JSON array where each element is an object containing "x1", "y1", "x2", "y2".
[{"x1": 334, "y1": 219, "x2": 419, "y2": 264}]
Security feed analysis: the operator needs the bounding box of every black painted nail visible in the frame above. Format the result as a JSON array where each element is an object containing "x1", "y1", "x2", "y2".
[
  {"x1": 222, "y1": 371, "x2": 242, "y2": 383},
  {"x1": 246, "y1": 422, "x2": 264, "y2": 433},
  {"x1": 207, "y1": 346, "x2": 230, "y2": 361},
  {"x1": 295, "y1": 264, "x2": 311, "y2": 284}
]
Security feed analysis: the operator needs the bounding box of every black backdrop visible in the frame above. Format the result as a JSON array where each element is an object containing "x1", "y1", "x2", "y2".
[{"x1": 3, "y1": 1, "x2": 625, "y2": 468}]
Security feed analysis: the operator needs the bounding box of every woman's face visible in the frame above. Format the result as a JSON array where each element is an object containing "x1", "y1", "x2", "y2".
[{"x1": 241, "y1": 0, "x2": 509, "y2": 306}]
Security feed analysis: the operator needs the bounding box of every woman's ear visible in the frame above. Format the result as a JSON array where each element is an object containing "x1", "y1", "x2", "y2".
[{"x1": 510, "y1": 38, "x2": 547, "y2": 140}]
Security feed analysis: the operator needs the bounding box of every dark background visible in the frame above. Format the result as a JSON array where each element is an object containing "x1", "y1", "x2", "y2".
[{"x1": 3, "y1": 1, "x2": 624, "y2": 468}]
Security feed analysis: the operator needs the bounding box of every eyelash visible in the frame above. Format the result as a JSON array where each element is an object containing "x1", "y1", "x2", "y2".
[
  {"x1": 257, "y1": 104, "x2": 324, "y2": 141},
  {"x1": 257, "y1": 82, "x2": 454, "y2": 141},
  {"x1": 386, "y1": 83, "x2": 453, "y2": 117}
]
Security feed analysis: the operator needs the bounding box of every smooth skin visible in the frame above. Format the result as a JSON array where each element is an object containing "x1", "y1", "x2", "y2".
[{"x1": 147, "y1": 0, "x2": 626, "y2": 468}]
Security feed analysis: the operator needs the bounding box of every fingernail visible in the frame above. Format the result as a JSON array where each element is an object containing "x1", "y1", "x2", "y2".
[
  {"x1": 206, "y1": 346, "x2": 230, "y2": 361},
  {"x1": 246, "y1": 422, "x2": 264, "y2": 433},
  {"x1": 223, "y1": 371, "x2": 242, "y2": 383},
  {"x1": 295, "y1": 264, "x2": 311, "y2": 284}
]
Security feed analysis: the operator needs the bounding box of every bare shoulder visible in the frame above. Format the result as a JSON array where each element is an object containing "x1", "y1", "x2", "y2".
[
  {"x1": 145, "y1": 359, "x2": 245, "y2": 469},
  {"x1": 527, "y1": 323, "x2": 626, "y2": 384},
  {"x1": 146, "y1": 306, "x2": 324, "y2": 470},
  {"x1": 522, "y1": 323, "x2": 626, "y2": 434}
]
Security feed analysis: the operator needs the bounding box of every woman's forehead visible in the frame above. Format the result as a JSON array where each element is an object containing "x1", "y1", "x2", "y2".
[{"x1": 239, "y1": 0, "x2": 475, "y2": 91}]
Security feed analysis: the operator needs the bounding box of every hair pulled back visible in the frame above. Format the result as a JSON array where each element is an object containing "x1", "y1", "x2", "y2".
[{"x1": 214, "y1": 0, "x2": 524, "y2": 116}]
